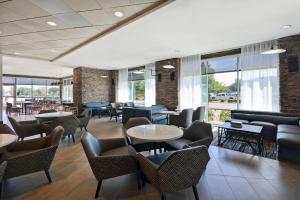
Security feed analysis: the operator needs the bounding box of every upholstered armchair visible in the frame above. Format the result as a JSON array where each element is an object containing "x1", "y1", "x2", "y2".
[
  {"x1": 1, "y1": 126, "x2": 63, "y2": 183},
  {"x1": 137, "y1": 146, "x2": 210, "y2": 200},
  {"x1": 0, "y1": 124, "x2": 16, "y2": 135},
  {"x1": 37, "y1": 109, "x2": 58, "y2": 124},
  {"x1": 109, "y1": 107, "x2": 122, "y2": 122},
  {"x1": 165, "y1": 121, "x2": 213, "y2": 150},
  {"x1": 169, "y1": 108, "x2": 193, "y2": 128},
  {"x1": 8, "y1": 116, "x2": 49, "y2": 141},
  {"x1": 47, "y1": 115, "x2": 80, "y2": 143},
  {"x1": 77, "y1": 109, "x2": 92, "y2": 131},
  {"x1": 192, "y1": 106, "x2": 205, "y2": 122},
  {"x1": 6, "y1": 103, "x2": 21, "y2": 115},
  {"x1": 81, "y1": 132, "x2": 139, "y2": 198},
  {"x1": 0, "y1": 161, "x2": 7, "y2": 199}
]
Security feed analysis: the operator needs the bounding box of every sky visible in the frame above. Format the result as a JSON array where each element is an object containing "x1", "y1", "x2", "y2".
[{"x1": 214, "y1": 72, "x2": 237, "y2": 86}]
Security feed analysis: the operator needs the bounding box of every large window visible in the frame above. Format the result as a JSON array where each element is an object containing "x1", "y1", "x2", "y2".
[
  {"x1": 62, "y1": 78, "x2": 73, "y2": 102},
  {"x1": 128, "y1": 70, "x2": 145, "y2": 105},
  {"x1": 202, "y1": 55, "x2": 239, "y2": 124}
]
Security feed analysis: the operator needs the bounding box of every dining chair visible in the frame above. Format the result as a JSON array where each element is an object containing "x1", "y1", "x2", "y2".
[
  {"x1": 77, "y1": 109, "x2": 92, "y2": 131},
  {"x1": 2, "y1": 126, "x2": 63, "y2": 183},
  {"x1": 169, "y1": 108, "x2": 193, "y2": 128},
  {"x1": 6, "y1": 103, "x2": 21, "y2": 115},
  {"x1": 81, "y1": 132, "x2": 139, "y2": 198},
  {"x1": 137, "y1": 146, "x2": 210, "y2": 200},
  {"x1": 8, "y1": 116, "x2": 48, "y2": 141},
  {"x1": 165, "y1": 121, "x2": 213, "y2": 150}
]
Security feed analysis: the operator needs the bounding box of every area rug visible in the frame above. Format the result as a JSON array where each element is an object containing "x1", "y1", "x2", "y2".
[{"x1": 211, "y1": 136, "x2": 277, "y2": 160}]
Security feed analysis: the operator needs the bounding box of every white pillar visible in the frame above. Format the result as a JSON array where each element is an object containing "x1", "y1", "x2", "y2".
[{"x1": 0, "y1": 54, "x2": 3, "y2": 122}]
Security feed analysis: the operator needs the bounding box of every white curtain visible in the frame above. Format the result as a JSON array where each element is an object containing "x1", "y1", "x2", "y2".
[
  {"x1": 179, "y1": 55, "x2": 202, "y2": 110},
  {"x1": 117, "y1": 68, "x2": 129, "y2": 102},
  {"x1": 144, "y1": 63, "x2": 156, "y2": 107},
  {"x1": 240, "y1": 40, "x2": 280, "y2": 111}
]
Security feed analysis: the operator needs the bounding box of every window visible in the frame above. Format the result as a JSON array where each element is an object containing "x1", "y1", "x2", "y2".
[
  {"x1": 128, "y1": 70, "x2": 145, "y2": 105},
  {"x1": 202, "y1": 55, "x2": 239, "y2": 124},
  {"x1": 62, "y1": 79, "x2": 73, "y2": 101}
]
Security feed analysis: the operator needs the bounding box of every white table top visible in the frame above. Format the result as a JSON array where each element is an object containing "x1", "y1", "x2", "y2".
[
  {"x1": 35, "y1": 111, "x2": 73, "y2": 118},
  {"x1": 159, "y1": 110, "x2": 180, "y2": 115},
  {"x1": 0, "y1": 134, "x2": 17, "y2": 148},
  {"x1": 127, "y1": 124, "x2": 183, "y2": 142}
]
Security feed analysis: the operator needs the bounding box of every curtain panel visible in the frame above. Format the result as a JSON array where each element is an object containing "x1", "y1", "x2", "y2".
[
  {"x1": 117, "y1": 68, "x2": 129, "y2": 102},
  {"x1": 239, "y1": 40, "x2": 280, "y2": 111},
  {"x1": 179, "y1": 55, "x2": 203, "y2": 110},
  {"x1": 144, "y1": 63, "x2": 156, "y2": 107}
]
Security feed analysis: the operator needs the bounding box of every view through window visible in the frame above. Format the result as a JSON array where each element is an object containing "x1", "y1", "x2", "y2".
[{"x1": 128, "y1": 70, "x2": 145, "y2": 105}]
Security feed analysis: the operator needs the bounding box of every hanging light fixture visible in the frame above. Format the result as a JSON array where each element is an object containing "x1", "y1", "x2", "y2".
[{"x1": 261, "y1": 44, "x2": 286, "y2": 54}]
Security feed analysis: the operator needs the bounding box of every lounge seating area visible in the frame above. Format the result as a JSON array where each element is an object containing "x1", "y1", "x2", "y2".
[{"x1": 1, "y1": 0, "x2": 300, "y2": 199}]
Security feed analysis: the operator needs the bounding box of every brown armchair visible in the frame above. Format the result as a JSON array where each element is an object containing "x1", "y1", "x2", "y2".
[
  {"x1": 47, "y1": 115, "x2": 80, "y2": 143},
  {"x1": 169, "y1": 108, "x2": 193, "y2": 128},
  {"x1": 77, "y1": 109, "x2": 92, "y2": 131},
  {"x1": 0, "y1": 161, "x2": 7, "y2": 200},
  {"x1": 137, "y1": 146, "x2": 210, "y2": 200},
  {"x1": 1, "y1": 126, "x2": 63, "y2": 183},
  {"x1": 81, "y1": 132, "x2": 139, "y2": 198},
  {"x1": 165, "y1": 121, "x2": 213, "y2": 150},
  {"x1": 8, "y1": 116, "x2": 48, "y2": 141}
]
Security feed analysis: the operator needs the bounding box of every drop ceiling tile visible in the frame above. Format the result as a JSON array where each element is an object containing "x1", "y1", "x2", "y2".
[
  {"x1": 54, "y1": 12, "x2": 92, "y2": 28},
  {"x1": 131, "y1": 0, "x2": 158, "y2": 4},
  {"x1": 63, "y1": 0, "x2": 102, "y2": 11},
  {"x1": 0, "y1": 5, "x2": 25, "y2": 23},
  {"x1": 30, "y1": 16, "x2": 68, "y2": 30},
  {"x1": 97, "y1": 0, "x2": 131, "y2": 8},
  {"x1": 0, "y1": 23, "x2": 29, "y2": 36},
  {"x1": 12, "y1": 19, "x2": 49, "y2": 33},
  {"x1": 0, "y1": 36, "x2": 19, "y2": 46},
  {"x1": 30, "y1": 0, "x2": 73, "y2": 14},
  {"x1": 1, "y1": 0, "x2": 50, "y2": 18},
  {"x1": 79, "y1": 9, "x2": 119, "y2": 25}
]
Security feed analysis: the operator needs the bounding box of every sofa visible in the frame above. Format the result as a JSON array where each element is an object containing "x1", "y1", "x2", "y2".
[
  {"x1": 82, "y1": 101, "x2": 110, "y2": 117},
  {"x1": 122, "y1": 105, "x2": 168, "y2": 124},
  {"x1": 230, "y1": 110, "x2": 300, "y2": 163}
]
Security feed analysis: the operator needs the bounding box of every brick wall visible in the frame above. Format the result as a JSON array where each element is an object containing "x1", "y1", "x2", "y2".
[
  {"x1": 155, "y1": 58, "x2": 180, "y2": 108},
  {"x1": 73, "y1": 67, "x2": 115, "y2": 107},
  {"x1": 279, "y1": 34, "x2": 300, "y2": 113}
]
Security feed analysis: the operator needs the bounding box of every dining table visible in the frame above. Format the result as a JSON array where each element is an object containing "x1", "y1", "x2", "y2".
[
  {"x1": 126, "y1": 124, "x2": 183, "y2": 142},
  {"x1": 35, "y1": 111, "x2": 73, "y2": 123}
]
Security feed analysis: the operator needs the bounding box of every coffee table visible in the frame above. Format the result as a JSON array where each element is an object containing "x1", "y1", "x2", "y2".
[{"x1": 218, "y1": 122, "x2": 263, "y2": 155}]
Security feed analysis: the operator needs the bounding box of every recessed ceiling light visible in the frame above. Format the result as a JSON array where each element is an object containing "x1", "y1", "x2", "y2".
[
  {"x1": 114, "y1": 11, "x2": 124, "y2": 17},
  {"x1": 14, "y1": 52, "x2": 21, "y2": 55},
  {"x1": 49, "y1": 49, "x2": 59, "y2": 53},
  {"x1": 0, "y1": 31, "x2": 2, "y2": 34},
  {"x1": 47, "y1": 21, "x2": 57, "y2": 26},
  {"x1": 101, "y1": 75, "x2": 108, "y2": 78},
  {"x1": 163, "y1": 65, "x2": 175, "y2": 69},
  {"x1": 281, "y1": 25, "x2": 292, "y2": 29}
]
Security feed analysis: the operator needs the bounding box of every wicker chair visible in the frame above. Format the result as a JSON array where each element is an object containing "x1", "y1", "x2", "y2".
[
  {"x1": 0, "y1": 161, "x2": 7, "y2": 200},
  {"x1": 8, "y1": 116, "x2": 49, "y2": 141},
  {"x1": 1, "y1": 126, "x2": 63, "y2": 183},
  {"x1": 81, "y1": 132, "x2": 139, "y2": 198},
  {"x1": 169, "y1": 108, "x2": 193, "y2": 128},
  {"x1": 77, "y1": 109, "x2": 92, "y2": 131},
  {"x1": 165, "y1": 121, "x2": 213, "y2": 150},
  {"x1": 47, "y1": 115, "x2": 80, "y2": 143},
  {"x1": 137, "y1": 146, "x2": 210, "y2": 200},
  {"x1": 192, "y1": 106, "x2": 205, "y2": 122}
]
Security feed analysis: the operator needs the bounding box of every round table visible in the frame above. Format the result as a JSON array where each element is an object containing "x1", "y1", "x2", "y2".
[
  {"x1": 35, "y1": 112, "x2": 73, "y2": 119},
  {"x1": 0, "y1": 134, "x2": 17, "y2": 148},
  {"x1": 159, "y1": 111, "x2": 180, "y2": 125},
  {"x1": 127, "y1": 124, "x2": 183, "y2": 142}
]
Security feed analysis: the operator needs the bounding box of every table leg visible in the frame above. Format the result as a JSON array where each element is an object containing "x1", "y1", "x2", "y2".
[{"x1": 218, "y1": 127, "x2": 222, "y2": 146}]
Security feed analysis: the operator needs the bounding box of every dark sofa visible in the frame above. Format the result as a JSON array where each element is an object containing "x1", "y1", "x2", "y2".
[
  {"x1": 230, "y1": 110, "x2": 300, "y2": 163},
  {"x1": 82, "y1": 101, "x2": 110, "y2": 117},
  {"x1": 122, "y1": 105, "x2": 168, "y2": 124}
]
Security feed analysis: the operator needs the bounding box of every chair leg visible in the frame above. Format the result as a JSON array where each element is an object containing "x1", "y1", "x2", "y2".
[
  {"x1": 71, "y1": 134, "x2": 75, "y2": 143},
  {"x1": 84, "y1": 127, "x2": 88, "y2": 131},
  {"x1": 192, "y1": 185, "x2": 199, "y2": 200},
  {"x1": 95, "y1": 180, "x2": 102, "y2": 198},
  {"x1": 40, "y1": 133, "x2": 43, "y2": 137},
  {"x1": 44, "y1": 170, "x2": 52, "y2": 183},
  {"x1": 161, "y1": 193, "x2": 166, "y2": 200}
]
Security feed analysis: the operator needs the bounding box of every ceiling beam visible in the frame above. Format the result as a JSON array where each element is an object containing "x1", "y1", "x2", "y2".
[{"x1": 51, "y1": 0, "x2": 175, "y2": 62}]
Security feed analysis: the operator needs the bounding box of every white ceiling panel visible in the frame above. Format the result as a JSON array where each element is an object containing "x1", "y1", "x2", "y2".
[
  {"x1": 79, "y1": 9, "x2": 119, "y2": 25},
  {"x1": 63, "y1": 0, "x2": 102, "y2": 11},
  {"x1": 30, "y1": 0, "x2": 73, "y2": 14},
  {"x1": 97, "y1": 0, "x2": 131, "y2": 8},
  {"x1": 0, "y1": 5, "x2": 25, "y2": 23},
  {"x1": 54, "y1": 12, "x2": 92, "y2": 28}
]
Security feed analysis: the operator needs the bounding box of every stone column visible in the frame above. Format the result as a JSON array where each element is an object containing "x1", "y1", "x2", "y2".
[{"x1": 0, "y1": 54, "x2": 3, "y2": 122}]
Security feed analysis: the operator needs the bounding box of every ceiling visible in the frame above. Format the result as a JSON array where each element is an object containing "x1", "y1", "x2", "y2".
[
  {"x1": 0, "y1": 0, "x2": 160, "y2": 60},
  {"x1": 3, "y1": 55, "x2": 73, "y2": 77},
  {"x1": 55, "y1": 0, "x2": 300, "y2": 69}
]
